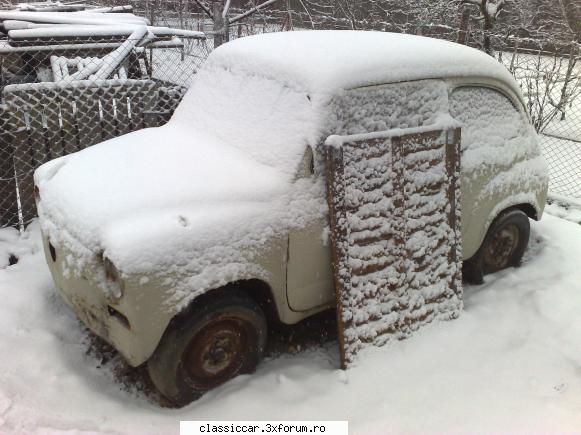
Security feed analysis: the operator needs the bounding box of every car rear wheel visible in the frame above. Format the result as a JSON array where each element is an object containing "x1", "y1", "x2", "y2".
[
  {"x1": 147, "y1": 290, "x2": 267, "y2": 407},
  {"x1": 463, "y1": 209, "x2": 530, "y2": 284}
]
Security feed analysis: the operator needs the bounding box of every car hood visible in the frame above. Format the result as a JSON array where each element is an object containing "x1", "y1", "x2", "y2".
[{"x1": 35, "y1": 123, "x2": 292, "y2": 256}]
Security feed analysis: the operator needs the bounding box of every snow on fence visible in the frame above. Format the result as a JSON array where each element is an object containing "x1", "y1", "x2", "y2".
[
  {"x1": 324, "y1": 127, "x2": 463, "y2": 368},
  {"x1": 0, "y1": 29, "x2": 203, "y2": 229},
  {"x1": 0, "y1": 4, "x2": 208, "y2": 228}
]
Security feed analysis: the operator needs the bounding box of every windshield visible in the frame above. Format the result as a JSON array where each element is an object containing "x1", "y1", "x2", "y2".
[{"x1": 171, "y1": 65, "x2": 321, "y2": 175}]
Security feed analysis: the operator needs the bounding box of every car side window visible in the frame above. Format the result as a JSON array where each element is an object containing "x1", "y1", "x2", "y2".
[
  {"x1": 449, "y1": 87, "x2": 528, "y2": 169},
  {"x1": 330, "y1": 80, "x2": 449, "y2": 135}
]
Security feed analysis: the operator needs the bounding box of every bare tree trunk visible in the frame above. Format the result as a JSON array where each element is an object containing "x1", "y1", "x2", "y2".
[
  {"x1": 213, "y1": 1, "x2": 228, "y2": 48},
  {"x1": 559, "y1": 0, "x2": 581, "y2": 38},
  {"x1": 458, "y1": 6, "x2": 470, "y2": 45},
  {"x1": 286, "y1": 0, "x2": 293, "y2": 31},
  {"x1": 509, "y1": 38, "x2": 519, "y2": 73},
  {"x1": 481, "y1": 0, "x2": 493, "y2": 55},
  {"x1": 559, "y1": 43, "x2": 579, "y2": 120}
]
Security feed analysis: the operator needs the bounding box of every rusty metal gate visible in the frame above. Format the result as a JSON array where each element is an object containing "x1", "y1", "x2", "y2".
[{"x1": 325, "y1": 127, "x2": 463, "y2": 368}]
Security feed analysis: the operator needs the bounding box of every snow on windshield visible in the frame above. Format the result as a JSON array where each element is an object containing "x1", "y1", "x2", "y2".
[{"x1": 170, "y1": 63, "x2": 321, "y2": 174}]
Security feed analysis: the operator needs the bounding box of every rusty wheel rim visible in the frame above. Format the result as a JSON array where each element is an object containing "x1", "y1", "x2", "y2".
[
  {"x1": 483, "y1": 224, "x2": 520, "y2": 272},
  {"x1": 182, "y1": 316, "x2": 248, "y2": 389}
]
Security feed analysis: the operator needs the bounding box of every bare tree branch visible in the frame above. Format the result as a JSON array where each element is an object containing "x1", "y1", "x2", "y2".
[
  {"x1": 558, "y1": 0, "x2": 580, "y2": 39},
  {"x1": 192, "y1": 0, "x2": 213, "y2": 20},
  {"x1": 230, "y1": 0, "x2": 282, "y2": 25},
  {"x1": 222, "y1": 0, "x2": 231, "y2": 19}
]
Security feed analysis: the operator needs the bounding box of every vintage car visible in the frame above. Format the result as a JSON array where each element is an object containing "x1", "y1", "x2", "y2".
[{"x1": 34, "y1": 31, "x2": 548, "y2": 406}]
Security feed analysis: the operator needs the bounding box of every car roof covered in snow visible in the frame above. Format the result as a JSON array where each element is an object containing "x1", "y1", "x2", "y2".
[{"x1": 208, "y1": 30, "x2": 520, "y2": 95}]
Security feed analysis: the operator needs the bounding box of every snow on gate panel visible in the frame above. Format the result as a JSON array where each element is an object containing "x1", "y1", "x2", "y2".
[{"x1": 325, "y1": 127, "x2": 463, "y2": 368}]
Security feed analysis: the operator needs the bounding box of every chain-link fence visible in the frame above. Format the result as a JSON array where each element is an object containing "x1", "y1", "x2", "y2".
[
  {"x1": 495, "y1": 42, "x2": 581, "y2": 201},
  {"x1": 0, "y1": 32, "x2": 205, "y2": 228}
]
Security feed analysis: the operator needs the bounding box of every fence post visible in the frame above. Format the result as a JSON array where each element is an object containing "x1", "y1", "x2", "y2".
[{"x1": 0, "y1": 108, "x2": 19, "y2": 229}]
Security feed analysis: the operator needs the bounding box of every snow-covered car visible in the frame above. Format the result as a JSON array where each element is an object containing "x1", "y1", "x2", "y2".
[{"x1": 34, "y1": 31, "x2": 548, "y2": 406}]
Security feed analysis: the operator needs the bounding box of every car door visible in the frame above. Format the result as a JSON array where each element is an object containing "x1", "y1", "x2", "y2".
[
  {"x1": 286, "y1": 80, "x2": 450, "y2": 312},
  {"x1": 286, "y1": 146, "x2": 335, "y2": 312}
]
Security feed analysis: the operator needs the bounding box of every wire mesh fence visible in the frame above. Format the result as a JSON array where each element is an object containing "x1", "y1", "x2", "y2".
[
  {"x1": 0, "y1": 34, "x2": 203, "y2": 228},
  {"x1": 496, "y1": 42, "x2": 581, "y2": 200}
]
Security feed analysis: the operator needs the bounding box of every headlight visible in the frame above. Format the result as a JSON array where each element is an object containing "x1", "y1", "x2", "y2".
[
  {"x1": 103, "y1": 256, "x2": 120, "y2": 283},
  {"x1": 102, "y1": 255, "x2": 124, "y2": 301}
]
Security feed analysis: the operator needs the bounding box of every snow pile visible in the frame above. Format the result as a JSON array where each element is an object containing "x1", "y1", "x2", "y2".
[{"x1": 1, "y1": 216, "x2": 581, "y2": 433}]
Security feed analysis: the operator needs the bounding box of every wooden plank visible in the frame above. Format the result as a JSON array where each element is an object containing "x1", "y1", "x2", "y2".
[
  {"x1": 128, "y1": 81, "x2": 158, "y2": 130},
  {"x1": 114, "y1": 89, "x2": 132, "y2": 137},
  {"x1": 21, "y1": 90, "x2": 49, "y2": 168},
  {"x1": 59, "y1": 92, "x2": 80, "y2": 154},
  {"x1": 39, "y1": 90, "x2": 65, "y2": 159},
  {"x1": 98, "y1": 86, "x2": 119, "y2": 141},
  {"x1": 74, "y1": 87, "x2": 102, "y2": 149}
]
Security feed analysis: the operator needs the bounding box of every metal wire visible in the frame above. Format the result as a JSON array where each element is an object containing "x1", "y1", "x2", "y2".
[{"x1": 0, "y1": 35, "x2": 207, "y2": 228}]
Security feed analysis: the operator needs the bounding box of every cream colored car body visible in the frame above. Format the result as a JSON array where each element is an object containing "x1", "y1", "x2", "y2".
[{"x1": 41, "y1": 74, "x2": 547, "y2": 368}]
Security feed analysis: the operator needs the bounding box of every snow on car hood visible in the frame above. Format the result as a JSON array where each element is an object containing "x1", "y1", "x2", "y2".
[{"x1": 35, "y1": 124, "x2": 293, "y2": 257}]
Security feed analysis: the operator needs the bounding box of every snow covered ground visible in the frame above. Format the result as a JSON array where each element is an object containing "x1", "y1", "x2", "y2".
[
  {"x1": 546, "y1": 200, "x2": 581, "y2": 225},
  {"x1": 1, "y1": 214, "x2": 580, "y2": 434}
]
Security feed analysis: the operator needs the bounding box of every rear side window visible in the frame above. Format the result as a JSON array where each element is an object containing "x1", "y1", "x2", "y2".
[
  {"x1": 450, "y1": 87, "x2": 529, "y2": 170},
  {"x1": 330, "y1": 80, "x2": 449, "y2": 135}
]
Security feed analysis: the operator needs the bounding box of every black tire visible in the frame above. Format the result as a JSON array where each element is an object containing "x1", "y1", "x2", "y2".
[
  {"x1": 147, "y1": 290, "x2": 267, "y2": 407},
  {"x1": 463, "y1": 209, "x2": 530, "y2": 284}
]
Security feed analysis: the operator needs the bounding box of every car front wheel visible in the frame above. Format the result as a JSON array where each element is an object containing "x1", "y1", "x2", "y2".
[{"x1": 147, "y1": 290, "x2": 267, "y2": 407}]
